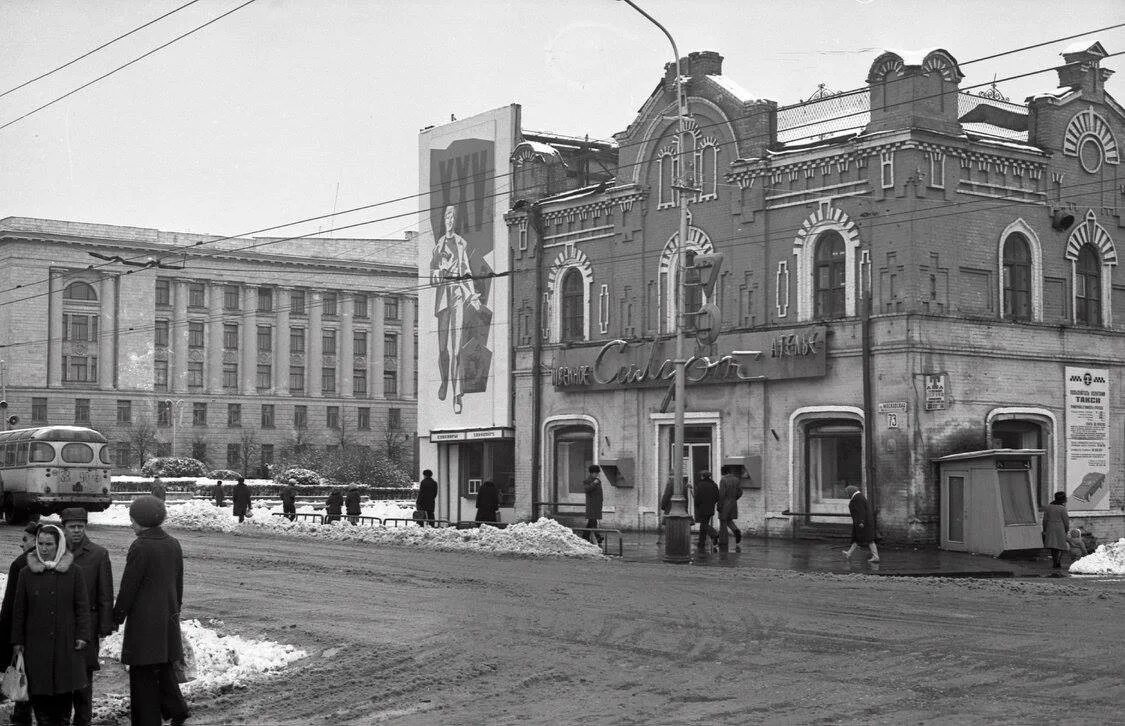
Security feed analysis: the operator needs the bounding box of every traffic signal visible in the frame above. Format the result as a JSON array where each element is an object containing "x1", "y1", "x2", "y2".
[
  {"x1": 6, "y1": 416, "x2": 16, "y2": 427},
  {"x1": 683, "y1": 252, "x2": 724, "y2": 345},
  {"x1": 0, "y1": 400, "x2": 7, "y2": 410}
]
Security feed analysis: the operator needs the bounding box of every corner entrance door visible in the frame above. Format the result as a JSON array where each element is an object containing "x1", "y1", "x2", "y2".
[{"x1": 664, "y1": 425, "x2": 714, "y2": 509}]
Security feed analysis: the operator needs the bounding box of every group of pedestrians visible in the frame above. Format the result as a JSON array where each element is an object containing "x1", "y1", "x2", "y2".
[
  {"x1": 652, "y1": 467, "x2": 744, "y2": 552},
  {"x1": 0, "y1": 496, "x2": 188, "y2": 726}
]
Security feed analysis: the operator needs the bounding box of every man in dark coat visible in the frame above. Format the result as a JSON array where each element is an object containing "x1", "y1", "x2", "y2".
[
  {"x1": 1042, "y1": 491, "x2": 1071, "y2": 569},
  {"x1": 61, "y1": 508, "x2": 115, "y2": 726},
  {"x1": 842, "y1": 485, "x2": 879, "y2": 562},
  {"x1": 716, "y1": 466, "x2": 744, "y2": 549},
  {"x1": 211, "y1": 479, "x2": 226, "y2": 507},
  {"x1": 150, "y1": 477, "x2": 167, "y2": 502},
  {"x1": 582, "y1": 465, "x2": 604, "y2": 545},
  {"x1": 0, "y1": 522, "x2": 39, "y2": 726},
  {"x1": 344, "y1": 487, "x2": 362, "y2": 525},
  {"x1": 280, "y1": 478, "x2": 298, "y2": 521},
  {"x1": 416, "y1": 469, "x2": 438, "y2": 526},
  {"x1": 325, "y1": 490, "x2": 343, "y2": 523},
  {"x1": 113, "y1": 495, "x2": 189, "y2": 726},
  {"x1": 232, "y1": 476, "x2": 252, "y2": 523},
  {"x1": 693, "y1": 471, "x2": 721, "y2": 551}
]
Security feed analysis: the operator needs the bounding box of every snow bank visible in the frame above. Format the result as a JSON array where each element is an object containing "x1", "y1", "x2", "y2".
[
  {"x1": 1069, "y1": 538, "x2": 1125, "y2": 575},
  {"x1": 87, "y1": 498, "x2": 413, "y2": 527}
]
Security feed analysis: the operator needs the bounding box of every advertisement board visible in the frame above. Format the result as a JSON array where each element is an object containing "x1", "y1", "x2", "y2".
[
  {"x1": 1064, "y1": 366, "x2": 1110, "y2": 511},
  {"x1": 417, "y1": 106, "x2": 516, "y2": 435}
]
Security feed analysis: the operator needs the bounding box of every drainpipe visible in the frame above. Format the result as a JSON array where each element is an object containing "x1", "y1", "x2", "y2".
[
  {"x1": 528, "y1": 204, "x2": 545, "y2": 521},
  {"x1": 861, "y1": 274, "x2": 877, "y2": 531}
]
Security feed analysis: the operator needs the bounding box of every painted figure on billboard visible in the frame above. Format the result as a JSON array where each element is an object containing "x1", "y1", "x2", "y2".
[{"x1": 432, "y1": 205, "x2": 483, "y2": 413}]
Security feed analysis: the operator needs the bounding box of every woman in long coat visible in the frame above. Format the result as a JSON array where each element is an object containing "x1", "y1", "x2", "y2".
[
  {"x1": 12, "y1": 524, "x2": 90, "y2": 726},
  {"x1": 1042, "y1": 491, "x2": 1070, "y2": 569},
  {"x1": 231, "y1": 477, "x2": 252, "y2": 523},
  {"x1": 475, "y1": 480, "x2": 500, "y2": 523}
]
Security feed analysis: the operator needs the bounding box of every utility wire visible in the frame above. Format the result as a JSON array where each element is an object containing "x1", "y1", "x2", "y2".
[{"x1": 0, "y1": 0, "x2": 203, "y2": 100}]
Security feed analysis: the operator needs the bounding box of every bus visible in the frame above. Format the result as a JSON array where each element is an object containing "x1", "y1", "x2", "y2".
[{"x1": 0, "y1": 426, "x2": 113, "y2": 523}]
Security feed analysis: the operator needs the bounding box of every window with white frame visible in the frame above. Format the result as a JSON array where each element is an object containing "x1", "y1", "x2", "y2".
[
  {"x1": 1065, "y1": 210, "x2": 1117, "y2": 328},
  {"x1": 560, "y1": 268, "x2": 585, "y2": 342},
  {"x1": 928, "y1": 151, "x2": 945, "y2": 189},
  {"x1": 547, "y1": 247, "x2": 593, "y2": 343}
]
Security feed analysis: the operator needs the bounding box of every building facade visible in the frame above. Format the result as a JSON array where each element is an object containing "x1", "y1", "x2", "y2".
[
  {"x1": 0, "y1": 217, "x2": 418, "y2": 474},
  {"x1": 506, "y1": 44, "x2": 1125, "y2": 543}
]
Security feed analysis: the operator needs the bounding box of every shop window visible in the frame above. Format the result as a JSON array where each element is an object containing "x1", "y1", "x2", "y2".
[
  {"x1": 814, "y1": 231, "x2": 846, "y2": 319},
  {"x1": 1074, "y1": 245, "x2": 1102, "y2": 326},
  {"x1": 1002, "y1": 233, "x2": 1032, "y2": 322},
  {"x1": 458, "y1": 440, "x2": 516, "y2": 504},
  {"x1": 804, "y1": 418, "x2": 862, "y2": 511},
  {"x1": 551, "y1": 424, "x2": 595, "y2": 503}
]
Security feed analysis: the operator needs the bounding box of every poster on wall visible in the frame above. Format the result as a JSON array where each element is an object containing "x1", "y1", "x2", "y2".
[
  {"x1": 417, "y1": 106, "x2": 516, "y2": 435},
  {"x1": 1064, "y1": 366, "x2": 1110, "y2": 511}
]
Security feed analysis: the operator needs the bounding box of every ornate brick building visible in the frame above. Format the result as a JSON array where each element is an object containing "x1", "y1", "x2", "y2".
[
  {"x1": 506, "y1": 43, "x2": 1125, "y2": 543},
  {"x1": 0, "y1": 217, "x2": 417, "y2": 474}
]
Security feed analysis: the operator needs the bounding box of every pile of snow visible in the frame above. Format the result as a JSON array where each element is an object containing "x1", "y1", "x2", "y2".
[
  {"x1": 1070, "y1": 538, "x2": 1125, "y2": 575},
  {"x1": 93, "y1": 619, "x2": 306, "y2": 722}
]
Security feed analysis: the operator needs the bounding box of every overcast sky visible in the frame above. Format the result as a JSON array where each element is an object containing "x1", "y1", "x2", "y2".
[{"x1": 2, "y1": 0, "x2": 1122, "y2": 246}]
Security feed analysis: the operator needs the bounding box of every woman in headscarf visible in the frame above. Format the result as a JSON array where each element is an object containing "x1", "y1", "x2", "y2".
[
  {"x1": 11, "y1": 524, "x2": 90, "y2": 726},
  {"x1": 474, "y1": 480, "x2": 500, "y2": 524},
  {"x1": 1042, "y1": 491, "x2": 1070, "y2": 569}
]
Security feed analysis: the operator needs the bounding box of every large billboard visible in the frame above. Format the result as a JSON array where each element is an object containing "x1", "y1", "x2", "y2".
[
  {"x1": 1064, "y1": 366, "x2": 1110, "y2": 511},
  {"x1": 417, "y1": 106, "x2": 516, "y2": 434}
]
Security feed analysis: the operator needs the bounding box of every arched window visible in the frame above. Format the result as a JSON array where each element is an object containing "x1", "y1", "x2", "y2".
[
  {"x1": 64, "y1": 281, "x2": 97, "y2": 301},
  {"x1": 560, "y1": 268, "x2": 584, "y2": 342},
  {"x1": 1002, "y1": 234, "x2": 1032, "y2": 321},
  {"x1": 814, "y1": 231, "x2": 846, "y2": 318},
  {"x1": 1075, "y1": 245, "x2": 1102, "y2": 326}
]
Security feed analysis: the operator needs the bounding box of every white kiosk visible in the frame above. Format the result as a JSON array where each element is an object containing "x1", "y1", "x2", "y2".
[{"x1": 934, "y1": 449, "x2": 1045, "y2": 556}]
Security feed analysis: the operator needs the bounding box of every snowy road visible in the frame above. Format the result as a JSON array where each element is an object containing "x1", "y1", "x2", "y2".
[{"x1": 6, "y1": 524, "x2": 1122, "y2": 725}]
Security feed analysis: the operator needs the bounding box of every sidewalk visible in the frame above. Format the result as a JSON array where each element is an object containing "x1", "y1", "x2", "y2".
[{"x1": 615, "y1": 531, "x2": 1074, "y2": 578}]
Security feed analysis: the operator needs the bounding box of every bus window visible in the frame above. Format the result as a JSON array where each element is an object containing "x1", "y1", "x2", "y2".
[
  {"x1": 16, "y1": 443, "x2": 28, "y2": 465},
  {"x1": 3, "y1": 444, "x2": 14, "y2": 467},
  {"x1": 62, "y1": 443, "x2": 94, "y2": 464},
  {"x1": 99, "y1": 446, "x2": 111, "y2": 465},
  {"x1": 29, "y1": 442, "x2": 55, "y2": 463}
]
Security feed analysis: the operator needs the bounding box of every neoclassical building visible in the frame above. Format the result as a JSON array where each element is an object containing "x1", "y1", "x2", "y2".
[
  {"x1": 505, "y1": 43, "x2": 1125, "y2": 543},
  {"x1": 0, "y1": 217, "x2": 417, "y2": 473}
]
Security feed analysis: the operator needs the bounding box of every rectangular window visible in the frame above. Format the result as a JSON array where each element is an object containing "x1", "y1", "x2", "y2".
[
  {"x1": 31, "y1": 398, "x2": 47, "y2": 423},
  {"x1": 322, "y1": 292, "x2": 338, "y2": 317},
  {"x1": 929, "y1": 151, "x2": 945, "y2": 189},
  {"x1": 290, "y1": 327, "x2": 305, "y2": 353},
  {"x1": 880, "y1": 150, "x2": 894, "y2": 189},
  {"x1": 322, "y1": 367, "x2": 336, "y2": 394},
  {"x1": 222, "y1": 363, "x2": 238, "y2": 390},
  {"x1": 326, "y1": 406, "x2": 340, "y2": 429},
  {"x1": 188, "y1": 321, "x2": 205, "y2": 349},
  {"x1": 155, "y1": 279, "x2": 171, "y2": 306},
  {"x1": 187, "y1": 362, "x2": 204, "y2": 388},
  {"x1": 353, "y1": 294, "x2": 368, "y2": 318},
  {"x1": 256, "y1": 364, "x2": 272, "y2": 391},
  {"x1": 224, "y1": 285, "x2": 240, "y2": 311},
  {"x1": 290, "y1": 290, "x2": 306, "y2": 316},
  {"x1": 223, "y1": 323, "x2": 239, "y2": 350},
  {"x1": 323, "y1": 329, "x2": 337, "y2": 355},
  {"x1": 154, "y1": 360, "x2": 169, "y2": 391},
  {"x1": 294, "y1": 405, "x2": 308, "y2": 429},
  {"x1": 114, "y1": 442, "x2": 131, "y2": 468},
  {"x1": 227, "y1": 444, "x2": 241, "y2": 469},
  {"x1": 227, "y1": 403, "x2": 241, "y2": 428},
  {"x1": 353, "y1": 369, "x2": 367, "y2": 396},
  {"x1": 260, "y1": 443, "x2": 274, "y2": 466},
  {"x1": 192, "y1": 402, "x2": 207, "y2": 427},
  {"x1": 257, "y1": 325, "x2": 272, "y2": 352},
  {"x1": 383, "y1": 370, "x2": 398, "y2": 396},
  {"x1": 388, "y1": 407, "x2": 402, "y2": 430},
  {"x1": 72, "y1": 315, "x2": 89, "y2": 342},
  {"x1": 384, "y1": 333, "x2": 398, "y2": 358},
  {"x1": 74, "y1": 398, "x2": 90, "y2": 425},
  {"x1": 257, "y1": 286, "x2": 274, "y2": 312},
  {"x1": 261, "y1": 404, "x2": 275, "y2": 429},
  {"x1": 357, "y1": 407, "x2": 370, "y2": 429},
  {"x1": 157, "y1": 400, "x2": 172, "y2": 427},
  {"x1": 353, "y1": 331, "x2": 367, "y2": 356},
  {"x1": 384, "y1": 296, "x2": 399, "y2": 320},
  {"x1": 192, "y1": 442, "x2": 207, "y2": 462},
  {"x1": 65, "y1": 356, "x2": 97, "y2": 383},
  {"x1": 189, "y1": 283, "x2": 205, "y2": 308},
  {"x1": 518, "y1": 225, "x2": 528, "y2": 251},
  {"x1": 289, "y1": 366, "x2": 305, "y2": 392},
  {"x1": 116, "y1": 399, "x2": 132, "y2": 424},
  {"x1": 155, "y1": 320, "x2": 169, "y2": 347}
]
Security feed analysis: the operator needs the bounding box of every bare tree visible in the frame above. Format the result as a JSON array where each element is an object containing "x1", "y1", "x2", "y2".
[
  {"x1": 122, "y1": 418, "x2": 159, "y2": 470},
  {"x1": 238, "y1": 427, "x2": 260, "y2": 476},
  {"x1": 383, "y1": 427, "x2": 412, "y2": 465}
]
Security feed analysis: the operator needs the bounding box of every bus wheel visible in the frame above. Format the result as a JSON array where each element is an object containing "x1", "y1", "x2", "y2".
[{"x1": 1, "y1": 497, "x2": 17, "y2": 525}]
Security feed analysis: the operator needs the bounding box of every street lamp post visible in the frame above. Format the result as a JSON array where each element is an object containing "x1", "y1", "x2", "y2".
[
  {"x1": 621, "y1": 0, "x2": 695, "y2": 563},
  {"x1": 165, "y1": 398, "x2": 185, "y2": 456}
]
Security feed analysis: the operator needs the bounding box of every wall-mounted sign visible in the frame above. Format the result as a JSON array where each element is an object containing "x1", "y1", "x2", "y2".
[
  {"x1": 877, "y1": 401, "x2": 907, "y2": 413},
  {"x1": 429, "y1": 427, "x2": 514, "y2": 442},
  {"x1": 1064, "y1": 366, "x2": 1110, "y2": 511},
  {"x1": 430, "y1": 431, "x2": 466, "y2": 442},
  {"x1": 551, "y1": 326, "x2": 826, "y2": 391},
  {"x1": 924, "y1": 373, "x2": 948, "y2": 410}
]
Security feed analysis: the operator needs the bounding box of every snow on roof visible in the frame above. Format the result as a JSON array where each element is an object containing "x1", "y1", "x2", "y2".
[
  {"x1": 519, "y1": 140, "x2": 561, "y2": 156},
  {"x1": 705, "y1": 74, "x2": 756, "y2": 103},
  {"x1": 957, "y1": 92, "x2": 1029, "y2": 142},
  {"x1": 776, "y1": 90, "x2": 869, "y2": 144},
  {"x1": 1062, "y1": 41, "x2": 1107, "y2": 57}
]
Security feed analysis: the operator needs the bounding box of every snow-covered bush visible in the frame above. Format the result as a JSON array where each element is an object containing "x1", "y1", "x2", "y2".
[
  {"x1": 275, "y1": 467, "x2": 322, "y2": 487},
  {"x1": 141, "y1": 457, "x2": 207, "y2": 477},
  {"x1": 207, "y1": 469, "x2": 242, "y2": 480}
]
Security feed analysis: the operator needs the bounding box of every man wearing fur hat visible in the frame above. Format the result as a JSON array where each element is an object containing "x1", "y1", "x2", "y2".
[
  {"x1": 61, "y1": 507, "x2": 114, "y2": 726},
  {"x1": 113, "y1": 495, "x2": 189, "y2": 726}
]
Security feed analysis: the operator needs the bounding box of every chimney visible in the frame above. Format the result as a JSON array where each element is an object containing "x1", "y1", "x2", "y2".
[
  {"x1": 1056, "y1": 42, "x2": 1113, "y2": 96},
  {"x1": 663, "y1": 50, "x2": 725, "y2": 93}
]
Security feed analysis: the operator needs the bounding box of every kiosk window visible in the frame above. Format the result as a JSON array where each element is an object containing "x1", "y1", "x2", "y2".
[
  {"x1": 998, "y1": 471, "x2": 1036, "y2": 524},
  {"x1": 947, "y1": 476, "x2": 964, "y2": 541}
]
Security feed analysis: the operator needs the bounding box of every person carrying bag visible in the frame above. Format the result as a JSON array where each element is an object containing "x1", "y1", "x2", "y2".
[{"x1": 1, "y1": 651, "x2": 28, "y2": 702}]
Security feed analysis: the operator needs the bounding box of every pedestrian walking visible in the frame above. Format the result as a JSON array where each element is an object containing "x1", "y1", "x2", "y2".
[
  {"x1": 842, "y1": 485, "x2": 880, "y2": 562},
  {"x1": 1043, "y1": 491, "x2": 1070, "y2": 569},
  {"x1": 11, "y1": 524, "x2": 91, "y2": 726},
  {"x1": 232, "y1": 476, "x2": 252, "y2": 523},
  {"x1": 344, "y1": 487, "x2": 362, "y2": 525},
  {"x1": 211, "y1": 479, "x2": 225, "y2": 507},
  {"x1": 280, "y1": 479, "x2": 298, "y2": 521},
  {"x1": 416, "y1": 469, "x2": 438, "y2": 526},
  {"x1": 60, "y1": 508, "x2": 114, "y2": 726},
  {"x1": 582, "y1": 465, "x2": 604, "y2": 545},
  {"x1": 150, "y1": 477, "x2": 166, "y2": 502},
  {"x1": 112, "y1": 495, "x2": 189, "y2": 726},
  {"x1": 717, "y1": 466, "x2": 743, "y2": 549},
  {"x1": 474, "y1": 480, "x2": 500, "y2": 524},
  {"x1": 325, "y1": 489, "x2": 343, "y2": 523},
  {"x1": 694, "y1": 471, "x2": 720, "y2": 551},
  {"x1": 0, "y1": 523, "x2": 40, "y2": 726}
]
